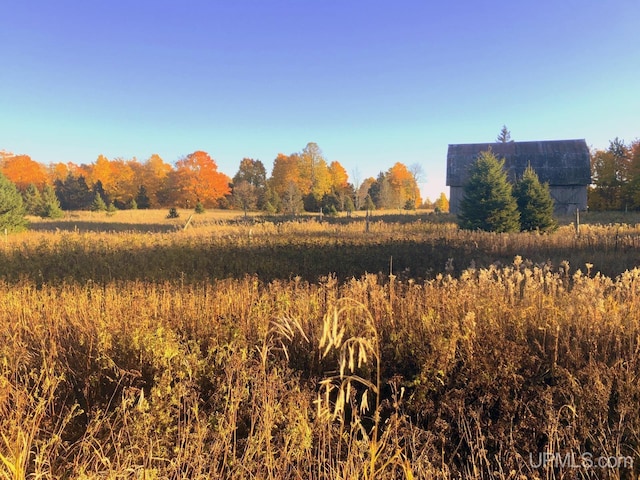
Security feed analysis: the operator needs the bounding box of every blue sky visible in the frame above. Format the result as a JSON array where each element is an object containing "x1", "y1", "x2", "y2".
[{"x1": 1, "y1": 1, "x2": 639, "y2": 200}]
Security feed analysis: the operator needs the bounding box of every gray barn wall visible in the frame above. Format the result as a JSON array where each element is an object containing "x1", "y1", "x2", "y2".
[
  {"x1": 449, "y1": 185, "x2": 587, "y2": 215},
  {"x1": 446, "y1": 140, "x2": 591, "y2": 215}
]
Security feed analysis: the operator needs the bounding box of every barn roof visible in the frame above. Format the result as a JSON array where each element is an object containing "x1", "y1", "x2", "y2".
[{"x1": 446, "y1": 139, "x2": 591, "y2": 187}]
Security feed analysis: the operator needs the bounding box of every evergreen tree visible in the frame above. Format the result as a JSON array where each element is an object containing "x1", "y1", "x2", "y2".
[
  {"x1": 23, "y1": 183, "x2": 42, "y2": 215},
  {"x1": 55, "y1": 173, "x2": 91, "y2": 210},
  {"x1": 135, "y1": 185, "x2": 151, "y2": 209},
  {"x1": 344, "y1": 196, "x2": 355, "y2": 216},
  {"x1": 496, "y1": 125, "x2": 513, "y2": 143},
  {"x1": 513, "y1": 165, "x2": 557, "y2": 232},
  {"x1": 0, "y1": 172, "x2": 28, "y2": 232},
  {"x1": 458, "y1": 150, "x2": 520, "y2": 232},
  {"x1": 39, "y1": 184, "x2": 64, "y2": 219},
  {"x1": 91, "y1": 192, "x2": 107, "y2": 212}
]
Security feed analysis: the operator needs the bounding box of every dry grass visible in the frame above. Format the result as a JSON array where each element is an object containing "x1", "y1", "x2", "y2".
[
  {"x1": 1, "y1": 213, "x2": 640, "y2": 478},
  {"x1": 0, "y1": 263, "x2": 639, "y2": 478}
]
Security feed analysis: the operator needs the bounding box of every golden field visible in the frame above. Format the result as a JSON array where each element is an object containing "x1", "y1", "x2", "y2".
[{"x1": 1, "y1": 211, "x2": 639, "y2": 479}]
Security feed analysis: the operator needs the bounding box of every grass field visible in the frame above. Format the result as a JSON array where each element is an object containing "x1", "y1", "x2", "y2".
[{"x1": 1, "y1": 210, "x2": 640, "y2": 479}]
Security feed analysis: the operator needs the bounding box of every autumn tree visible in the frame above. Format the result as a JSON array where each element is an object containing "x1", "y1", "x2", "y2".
[
  {"x1": 88, "y1": 155, "x2": 138, "y2": 208},
  {"x1": 433, "y1": 192, "x2": 449, "y2": 213},
  {"x1": 1, "y1": 154, "x2": 48, "y2": 190},
  {"x1": 0, "y1": 171, "x2": 28, "y2": 232},
  {"x1": 48, "y1": 162, "x2": 78, "y2": 184},
  {"x1": 139, "y1": 154, "x2": 172, "y2": 207},
  {"x1": 281, "y1": 182, "x2": 304, "y2": 216},
  {"x1": 589, "y1": 138, "x2": 630, "y2": 210},
  {"x1": 458, "y1": 150, "x2": 520, "y2": 232},
  {"x1": 622, "y1": 140, "x2": 640, "y2": 209},
  {"x1": 232, "y1": 181, "x2": 258, "y2": 217},
  {"x1": 268, "y1": 153, "x2": 303, "y2": 200},
  {"x1": 168, "y1": 151, "x2": 231, "y2": 208},
  {"x1": 299, "y1": 143, "x2": 325, "y2": 195},
  {"x1": 357, "y1": 177, "x2": 376, "y2": 210},
  {"x1": 387, "y1": 162, "x2": 421, "y2": 209},
  {"x1": 328, "y1": 160, "x2": 353, "y2": 209},
  {"x1": 233, "y1": 158, "x2": 267, "y2": 208}
]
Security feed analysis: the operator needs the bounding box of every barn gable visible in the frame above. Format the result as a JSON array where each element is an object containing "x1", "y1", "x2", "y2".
[{"x1": 446, "y1": 139, "x2": 591, "y2": 214}]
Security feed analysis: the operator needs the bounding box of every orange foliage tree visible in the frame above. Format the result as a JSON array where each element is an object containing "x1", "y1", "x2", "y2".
[
  {"x1": 328, "y1": 161, "x2": 349, "y2": 192},
  {"x1": 386, "y1": 162, "x2": 422, "y2": 209},
  {"x1": 1, "y1": 155, "x2": 48, "y2": 190},
  {"x1": 168, "y1": 151, "x2": 230, "y2": 208},
  {"x1": 268, "y1": 153, "x2": 303, "y2": 200},
  {"x1": 135, "y1": 154, "x2": 173, "y2": 207}
]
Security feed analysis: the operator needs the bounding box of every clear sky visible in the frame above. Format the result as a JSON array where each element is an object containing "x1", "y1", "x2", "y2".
[{"x1": 1, "y1": 0, "x2": 639, "y2": 200}]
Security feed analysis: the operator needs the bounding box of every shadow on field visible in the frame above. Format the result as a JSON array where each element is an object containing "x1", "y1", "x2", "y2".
[
  {"x1": 27, "y1": 220, "x2": 180, "y2": 233},
  {"x1": 0, "y1": 238, "x2": 459, "y2": 284},
  {"x1": 2, "y1": 231, "x2": 637, "y2": 285}
]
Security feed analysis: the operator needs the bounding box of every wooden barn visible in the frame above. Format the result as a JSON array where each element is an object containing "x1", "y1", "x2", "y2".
[{"x1": 446, "y1": 139, "x2": 591, "y2": 215}]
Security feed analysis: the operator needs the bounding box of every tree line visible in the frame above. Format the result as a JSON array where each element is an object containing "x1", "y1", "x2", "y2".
[
  {"x1": 0, "y1": 142, "x2": 448, "y2": 217},
  {"x1": 589, "y1": 138, "x2": 640, "y2": 211}
]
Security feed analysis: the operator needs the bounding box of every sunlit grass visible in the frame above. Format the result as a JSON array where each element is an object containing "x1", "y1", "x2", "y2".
[{"x1": 1, "y1": 212, "x2": 640, "y2": 478}]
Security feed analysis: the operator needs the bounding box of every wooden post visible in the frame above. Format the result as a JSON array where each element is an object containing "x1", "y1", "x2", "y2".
[
  {"x1": 575, "y1": 207, "x2": 580, "y2": 236},
  {"x1": 183, "y1": 214, "x2": 194, "y2": 231},
  {"x1": 365, "y1": 208, "x2": 370, "y2": 232}
]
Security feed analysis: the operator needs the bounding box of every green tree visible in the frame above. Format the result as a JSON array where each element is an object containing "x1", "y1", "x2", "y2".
[
  {"x1": 458, "y1": 150, "x2": 520, "y2": 232},
  {"x1": 135, "y1": 185, "x2": 151, "y2": 209},
  {"x1": 39, "y1": 184, "x2": 64, "y2": 219},
  {"x1": 0, "y1": 172, "x2": 28, "y2": 232},
  {"x1": 22, "y1": 183, "x2": 42, "y2": 215},
  {"x1": 496, "y1": 125, "x2": 513, "y2": 143},
  {"x1": 91, "y1": 192, "x2": 107, "y2": 212},
  {"x1": 513, "y1": 165, "x2": 557, "y2": 232},
  {"x1": 54, "y1": 173, "x2": 92, "y2": 210}
]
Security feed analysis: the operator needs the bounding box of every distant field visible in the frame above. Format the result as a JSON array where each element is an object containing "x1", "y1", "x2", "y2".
[{"x1": 25, "y1": 208, "x2": 438, "y2": 232}]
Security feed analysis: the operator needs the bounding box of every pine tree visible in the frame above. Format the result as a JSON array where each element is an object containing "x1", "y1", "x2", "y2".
[
  {"x1": 55, "y1": 174, "x2": 92, "y2": 210},
  {"x1": 496, "y1": 125, "x2": 513, "y2": 143},
  {"x1": 513, "y1": 165, "x2": 557, "y2": 232},
  {"x1": 23, "y1": 183, "x2": 42, "y2": 215},
  {"x1": 135, "y1": 185, "x2": 151, "y2": 209},
  {"x1": 91, "y1": 192, "x2": 107, "y2": 212},
  {"x1": 39, "y1": 184, "x2": 64, "y2": 219},
  {"x1": 458, "y1": 150, "x2": 520, "y2": 232},
  {"x1": 0, "y1": 172, "x2": 28, "y2": 232}
]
